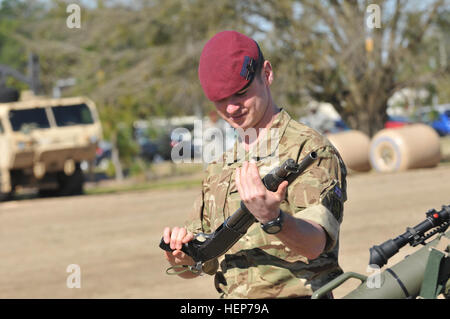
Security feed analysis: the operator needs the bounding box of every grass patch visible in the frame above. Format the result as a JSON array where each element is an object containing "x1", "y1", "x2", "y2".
[
  {"x1": 86, "y1": 161, "x2": 205, "y2": 196},
  {"x1": 85, "y1": 176, "x2": 203, "y2": 196}
]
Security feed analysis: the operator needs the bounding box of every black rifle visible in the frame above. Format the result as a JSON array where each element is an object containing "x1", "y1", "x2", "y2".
[{"x1": 159, "y1": 152, "x2": 318, "y2": 272}]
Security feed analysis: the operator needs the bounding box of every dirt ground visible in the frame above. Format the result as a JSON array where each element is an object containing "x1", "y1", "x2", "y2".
[{"x1": 0, "y1": 164, "x2": 449, "y2": 299}]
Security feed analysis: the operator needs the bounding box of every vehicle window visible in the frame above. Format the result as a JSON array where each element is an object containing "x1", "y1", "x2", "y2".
[
  {"x1": 52, "y1": 104, "x2": 94, "y2": 127},
  {"x1": 9, "y1": 108, "x2": 50, "y2": 132},
  {"x1": 445, "y1": 110, "x2": 450, "y2": 118},
  {"x1": 0, "y1": 121, "x2": 4, "y2": 134}
]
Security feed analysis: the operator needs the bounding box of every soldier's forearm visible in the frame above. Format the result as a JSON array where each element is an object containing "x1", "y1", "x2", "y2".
[{"x1": 275, "y1": 212, "x2": 326, "y2": 260}]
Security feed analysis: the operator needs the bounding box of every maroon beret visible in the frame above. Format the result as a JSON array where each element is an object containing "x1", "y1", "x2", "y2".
[{"x1": 198, "y1": 30, "x2": 261, "y2": 102}]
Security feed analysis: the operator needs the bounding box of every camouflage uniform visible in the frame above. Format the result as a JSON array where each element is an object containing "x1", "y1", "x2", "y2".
[{"x1": 185, "y1": 109, "x2": 347, "y2": 298}]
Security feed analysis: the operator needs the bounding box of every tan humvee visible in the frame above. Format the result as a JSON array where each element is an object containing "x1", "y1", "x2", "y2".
[{"x1": 0, "y1": 95, "x2": 102, "y2": 199}]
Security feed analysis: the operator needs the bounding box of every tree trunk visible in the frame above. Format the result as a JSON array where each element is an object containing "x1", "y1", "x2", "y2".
[
  {"x1": 339, "y1": 99, "x2": 388, "y2": 137},
  {"x1": 111, "y1": 132, "x2": 124, "y2": 181}
]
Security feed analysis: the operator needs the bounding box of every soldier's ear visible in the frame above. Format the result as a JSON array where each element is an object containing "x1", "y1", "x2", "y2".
[{"x1": 263, "y1": 61, "x2": 273, "y2": 86}]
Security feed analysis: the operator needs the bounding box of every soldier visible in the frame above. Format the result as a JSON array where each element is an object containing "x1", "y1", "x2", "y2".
[{"x1": 162, "y1": 30, "x2": 347, "y2": 298}]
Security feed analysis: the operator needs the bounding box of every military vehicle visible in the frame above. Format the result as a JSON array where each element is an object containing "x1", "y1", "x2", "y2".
[
  {"x1": 312, "y1": 205, "x2": 449, "y2": 299},
  {"x1": 0, "y1": 93, "x2": 102, "y2": 199}
]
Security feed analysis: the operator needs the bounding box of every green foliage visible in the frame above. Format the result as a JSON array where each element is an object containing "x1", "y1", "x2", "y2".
[
  {"x1": 128, "y1": 158, "x2": 149, "y2": 177},
  {"x1": 254, "y1": 0, "x2": 450, "y2": 135},
  {"x1": 0, "y1": 0, "x2": 448, "y2": 140},
  {"x1": 116, "y1": 123, "x2": 140, "y2": 166},
  {"x1": 0, "y1": 1, "x2": 27, "y2": 73},
  {"x1": 105, "y1": 159, "x2": 116, "y2": 178}
]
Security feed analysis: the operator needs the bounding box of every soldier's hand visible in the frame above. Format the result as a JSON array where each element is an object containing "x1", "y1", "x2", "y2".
[
  {"x1": 235, "y1": 161, "x2": 288, "y2": 224},
  {"x1": 162, "y1": 226, "x2": 198, "y2": 278}
]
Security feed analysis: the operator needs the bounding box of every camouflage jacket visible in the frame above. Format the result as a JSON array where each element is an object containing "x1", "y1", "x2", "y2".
[{"x1": 185, "y1": 109, "x2": 347, "y2": 298}]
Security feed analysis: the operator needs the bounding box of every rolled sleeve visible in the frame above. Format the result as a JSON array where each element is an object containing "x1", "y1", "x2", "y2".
[
  {"x1": 293, "y1": 204, "x2": 340, "y2": 252},
  {"x1": 287, "y1": 144, "x2": 346, "y2": 252}
]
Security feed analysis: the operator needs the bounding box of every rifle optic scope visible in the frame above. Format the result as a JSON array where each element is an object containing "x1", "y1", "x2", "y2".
[{"x1": 369, "y1": 205, "x2": 449, "y2": 268}]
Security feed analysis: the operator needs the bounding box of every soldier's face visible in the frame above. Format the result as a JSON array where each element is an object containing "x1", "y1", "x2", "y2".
[{"x1": 214, "y1": 61, "x2": 274, "y2": 131}]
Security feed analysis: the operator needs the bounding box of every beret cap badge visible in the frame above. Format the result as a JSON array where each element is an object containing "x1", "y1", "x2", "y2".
[{"x1": 240, "y1": 56, "x2": 256, "y2": 81}]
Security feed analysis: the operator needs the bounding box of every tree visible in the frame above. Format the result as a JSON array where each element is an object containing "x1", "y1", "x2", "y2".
[
  {"x1": 4, "y1": 0, "x2": 448, "y2": 142},
  {"x1": 1, "y1": 0, "x2": 256, "y2": 177},
  {"x1": 246, "y1": 0, "x2": 449, "y2": 136}
]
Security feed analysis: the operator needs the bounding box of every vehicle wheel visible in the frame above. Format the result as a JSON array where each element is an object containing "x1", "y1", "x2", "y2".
[
  {"x1": 436, "y1": 129, "x2": 445, "y2": 137},
  {"x1": 0, "y1": 87, "x2": 20, "y2": 102},
  {"x1": 57, "y1": 164, "x2": 84, "y2": 196},
  {"x1": 38, "y1": 188, "x2": 59, "y2": 198},
  {"x1": 0, "y1": 192, "x2": 9, "y2": 201},
  {"x1": 0, "y1": 190, "x2": 15, "y2": 201}
]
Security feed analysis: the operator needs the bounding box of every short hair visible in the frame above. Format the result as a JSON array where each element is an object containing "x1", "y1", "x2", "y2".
[{"x1": 255, "y1": 49, "x2": 265, "y2": 82}]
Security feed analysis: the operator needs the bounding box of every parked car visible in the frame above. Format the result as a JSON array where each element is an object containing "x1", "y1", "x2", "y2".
[
  {"x1": 333, "y1": 119, "x2": 350, "y2": 132},
  {"x1": 432, "y1": 109, "x2": 450, "y2": 136},
  {"x1": 95, "y1": 140, "x2": 112, "y2": 167},
  {"x1": 133, "y1": 123, "x2": 173, "y2": 162},
  {"x1": 384, "y1": 115, "x2": 411, "y2": 129},
  {"x1": 416, "y1": 105, "x2": 450, "y2": 136},
  {"x1": 139, "y1": 139, "x2": 159, "y2": 162}
]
